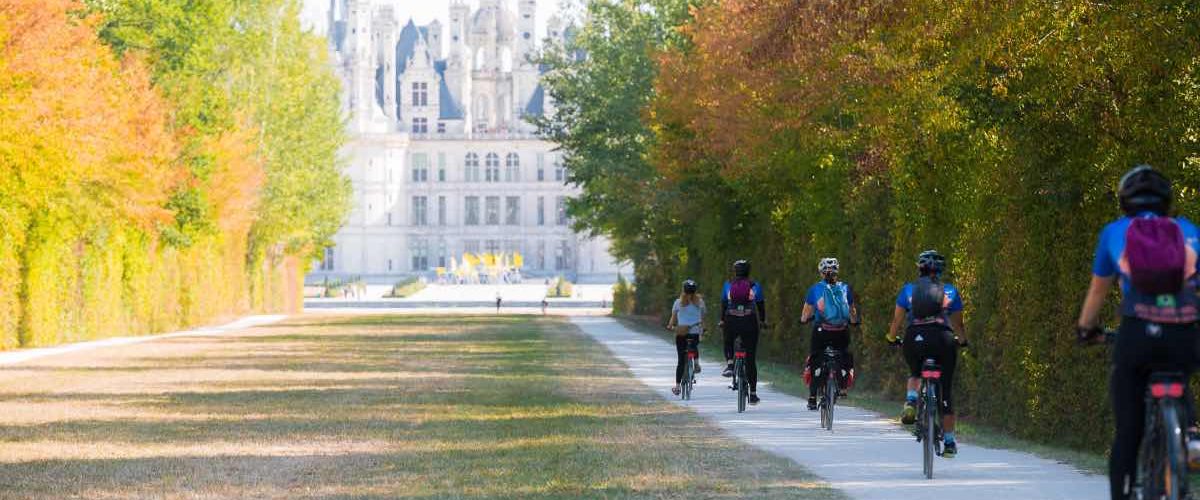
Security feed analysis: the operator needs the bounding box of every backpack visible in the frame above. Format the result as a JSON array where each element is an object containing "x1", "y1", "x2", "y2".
[
  {"x1": 910, "y1": 276, "x2": 945, "y2": 320},
  {"x1": 1125, "y1": 217, "x2": 1187, "y2": 295},
  {"x1": 728, "y1": 278, "x2": 756, "y2": 306},
  {"x1": 819, "y1": 282, "x2": 851, "y2": 329}
]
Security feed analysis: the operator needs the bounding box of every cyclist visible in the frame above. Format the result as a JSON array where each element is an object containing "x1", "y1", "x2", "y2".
[
  {"x1": 668, "y1": 279, "x2": 706, "y2": 395},
  {"x1": 886, "y1": 249, "x2": 968, "y2": 458},
  {"x1": 1075, "y1": 165, "x2": 1200, "y2": 500},
  {"x1": 800, "y1": 257, "x2": 860, "y2": 410},
  {"x1": 721, "y1": 259, "x2": 766, "y2": 405}
]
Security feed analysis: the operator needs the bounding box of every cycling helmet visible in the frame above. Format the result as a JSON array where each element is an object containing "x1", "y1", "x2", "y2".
[
  {"x1": 818, "y1": 257, "x2": 839, "y2": 275},
  {"x1": 732, "y1": 259, "x2": 750, "y2": 278},
  {"x1": 917, "y1": 250, "x2": 946, "y2": 276},
  {"x1": 682, "y1": 279, "x2": 698, "y2": 294},
  {"x1": 1118, "y1": 164, "x2": 1171, "y2": 216}
]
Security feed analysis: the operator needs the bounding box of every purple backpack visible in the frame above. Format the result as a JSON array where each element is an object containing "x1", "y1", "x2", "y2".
[
  {"x1": 728, "y1": 278, "x2": 755, "y2": 305},
  {"x1": 1126, "y1": 217, "x2": 1186, "y2": 295}
]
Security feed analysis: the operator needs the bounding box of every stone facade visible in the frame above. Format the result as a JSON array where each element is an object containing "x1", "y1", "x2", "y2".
[{"x1": 309, "y1": 0, "x2": 623, "y2": 283}]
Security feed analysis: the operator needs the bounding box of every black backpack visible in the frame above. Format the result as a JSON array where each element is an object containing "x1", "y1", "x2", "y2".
[{"x1": 910, "y1": 276, "x2": 945, "y2": 320}]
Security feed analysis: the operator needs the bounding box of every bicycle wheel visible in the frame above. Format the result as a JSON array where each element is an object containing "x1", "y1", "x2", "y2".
[
  {"x1": 923, "y1": 382, "x2": 937, "y2": 480},
  {"x1": 737, "y1": 360, "x2": 747, "y2": 413},
  {"x1": 823, "y1": 366, "x2": 836, "y2": 431},
  {"x1": 1161, "y1": 402, "x2": 1187, "y2": 500},
  {"x1": 682, "y1": 359, "x2": 694, "y2": 401}
]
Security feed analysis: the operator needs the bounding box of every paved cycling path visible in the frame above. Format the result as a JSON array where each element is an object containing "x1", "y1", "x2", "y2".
[{"x1": 571, "y1": 316, "x2": 1108, "y2": 500}]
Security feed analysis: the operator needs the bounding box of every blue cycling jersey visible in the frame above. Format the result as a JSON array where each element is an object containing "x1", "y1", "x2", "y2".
[
  {"x1": 1093, "y1": 214, "x2": 1200, "y2": 322},
  {"x1": 895, "y1": 281, "x2": 963, "y2": 326}
]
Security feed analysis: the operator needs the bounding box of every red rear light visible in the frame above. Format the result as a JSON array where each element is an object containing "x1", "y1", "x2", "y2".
[
  {"x1": 1150, "y1": 382, "x2": 1185, "y2": 398},
  {"x1": 921, "y1": 370, "x2": 942, "y2": 379}
]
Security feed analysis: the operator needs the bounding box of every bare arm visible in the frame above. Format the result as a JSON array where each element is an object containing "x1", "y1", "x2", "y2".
[
  {"x1": 668, "y1": 310, "x2": 679, "y2": 330},
  {"x1": 850, "y1": 303, "x2": 861, "y2": 325},
  {"x1": 887, "y1": 306, "x2": 906, "y2": 342},
  {"x1": 1077, "y1": 274, "x2": 1116, "y2": 328},
  {"x1": 800, "y1": 303, "x2": 815, "y2": 323},
  {"x1": 950, "y1": 311, "x2": 966, "y2": 344}
]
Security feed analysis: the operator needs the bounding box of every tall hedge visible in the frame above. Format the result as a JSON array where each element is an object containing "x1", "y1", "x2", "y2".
[
  {"x1": 543, "y1": 0, "x2": 1200, "y2": 452},
  {"x1": 0, "y1": 0, "x2": 348, "y2": 348}
]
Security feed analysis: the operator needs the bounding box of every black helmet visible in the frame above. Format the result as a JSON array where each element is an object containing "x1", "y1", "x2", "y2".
[
  {"x1": 917, "y1": 250, "x2": 945, "y2": 276},
  {"x1": 682, "y1": 279, "x2": 698, "y2": 294},
  {"x1": 732, "y1": 259, "x2": 750, "y2": 278},
  {"x1": 1119, "y1": 164, "x2": 1171, "y2": 216}
]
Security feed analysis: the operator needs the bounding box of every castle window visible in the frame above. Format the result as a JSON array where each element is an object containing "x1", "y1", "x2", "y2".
[
  {"x1": 484, "y1": 153, "x2": 500, "y2": 182},
  {"x1": 412, "y1": 117, "x2": 428, "y2": 134},
  {"x1": 505, "y1": 153, "x2": 520, "y2": 182},
  {"x1": 437, "y1": 121, "x2": 446, "y2": 134},
  {"x1": 412, "y1": 82, "x2": 428, "y2": 107},
  {"x1": 465, "y1": 153, "x2": 480, "y2": 182}
]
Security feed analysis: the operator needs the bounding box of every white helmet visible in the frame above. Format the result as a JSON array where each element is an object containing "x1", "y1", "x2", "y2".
[{"x1": 818, "y1": 257, "x2": 839, "y2": 274}]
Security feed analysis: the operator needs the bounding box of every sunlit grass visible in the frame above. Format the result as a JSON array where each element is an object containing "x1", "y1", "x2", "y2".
[{"x1": 0, "y1": 314, "x2": 841, "y2": 499}]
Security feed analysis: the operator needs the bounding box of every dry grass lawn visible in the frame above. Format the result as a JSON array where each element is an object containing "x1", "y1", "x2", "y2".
[{"x1": 0, "y1": 314, "x2": 842, "y2": 499}]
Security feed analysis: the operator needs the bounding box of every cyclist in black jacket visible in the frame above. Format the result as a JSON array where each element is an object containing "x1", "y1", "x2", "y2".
[{"x1": 720, "y1": 259, "x2": 766, "y2": 405}]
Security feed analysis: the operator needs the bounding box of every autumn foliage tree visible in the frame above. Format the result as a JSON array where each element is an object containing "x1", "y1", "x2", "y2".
[
  {"x1": 0, "y1": 0, "x2": 348, "y2": 347},
  {"x1": 545, "y1": 0, "x2": 1200, "y2": 452}
]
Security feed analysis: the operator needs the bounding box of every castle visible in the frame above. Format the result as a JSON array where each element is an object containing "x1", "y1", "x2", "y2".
[{"x1": 309, "y1": 0, "x2": 623, "y2": 283}]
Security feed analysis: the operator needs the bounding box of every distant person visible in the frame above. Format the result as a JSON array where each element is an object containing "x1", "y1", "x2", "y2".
[
  {"x1": 1076, "y1": 165, "x2": 1200, "y2": 498},
  {"x1": 496, "y1": 295, "x2": 502, "y2": 314},
  {"x1": 541, "y1": 298, "x2": 549, "y2": 315},
  {"x1": 721, "y1": 259, "x2": 766, "y2": 405},
  {"x1": 667, "y1": 279, "x2": 705, "y2": 396}
]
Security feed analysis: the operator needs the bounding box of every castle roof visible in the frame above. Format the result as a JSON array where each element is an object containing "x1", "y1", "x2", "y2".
[{"x1": 523, "y1": 85, "x2": 545, "y2": 117}]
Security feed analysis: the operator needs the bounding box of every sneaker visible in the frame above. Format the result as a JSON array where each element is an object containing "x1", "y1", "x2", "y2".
[
  {"x1": 749, "y1": 393, "x2": 761, "y2": 405},
  {"x1": 807, "y1": 397, "x2": 818, "y2": 411},
  {"x1": 942, "y1": 441, "x2": 957, "y2": 458},
  {"x1": 900, "y1": 402, "x2": 917, "y2": 425},
  {"x1": 671, "y1": 385, "x2": 681, "y2": 396},
  {"x1": 695, "y1": 363, "x2": 702, "y2": 374},
  {"x1": 722, "y1": 364, "x2": 734, "y2": 378}
]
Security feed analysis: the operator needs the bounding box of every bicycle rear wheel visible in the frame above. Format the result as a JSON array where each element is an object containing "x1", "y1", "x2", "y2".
[
  {"x1": 1160, "y1": 402, "x2": 1187, "y2": 500},
  {"x1": 923, "y1": 382, "x2": 936, "y2": 479},
  {"x1": 823, "y1": 368, "x2": 835, "y2": 431},
  {"x1": 682, "y1": 360, "x2": 693, "y2": 400},
  {"x1": 736, "y1": 359, "x2": 747, "y2": 413}
]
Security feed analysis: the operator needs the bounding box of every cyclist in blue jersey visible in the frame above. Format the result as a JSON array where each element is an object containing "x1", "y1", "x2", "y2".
[
  {"x1": 887, "y1": 250, "x2": 968, "y2": 458},
  {"x1": 1076, "y1": 165, "x2": 1200, "y2": 500},
  {"x1": 800, "y1": 257, "x2": 860, "y2": 410},
  {"x1": 721, "y1": 259, "x2": 766, "y2": 405}
]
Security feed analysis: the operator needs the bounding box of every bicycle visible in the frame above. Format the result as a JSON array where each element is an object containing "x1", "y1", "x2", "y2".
[
  {"x1": 815, "y1": 345, "x2": 844, "y2": 431},
  {"x1": 729, "y1": 337, "x2": 749, "y2": 413},
  {"x1": 1081, "y1": 328, "x2": 1190, "y2": 500},
  {"x1": 914, "y1": 358, "x2": 944, "y2": 479},
  {"x1": 681, "y1": 335, "x2": 699, "y2": 401}
]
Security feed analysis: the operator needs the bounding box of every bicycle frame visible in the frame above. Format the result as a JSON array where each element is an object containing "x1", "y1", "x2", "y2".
[{"x1": 681, "y1": 336, "x2": 699, "y2": 401}]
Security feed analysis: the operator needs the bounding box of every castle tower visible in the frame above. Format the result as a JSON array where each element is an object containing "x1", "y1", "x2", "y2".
[
  {"x1": 373, "y1": 6, "x2": 398, "y2": 120},
  {"x1": 516, "y1": 0, "x2": 536, "y2": 68},
  {"x1": 346, "y1": 0, "x2": 372, "y2": 130},
  {"x1": 427, "y1": 20, "x2": 443, "y2": 60}
]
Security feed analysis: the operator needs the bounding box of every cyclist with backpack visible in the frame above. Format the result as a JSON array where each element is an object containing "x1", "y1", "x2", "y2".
[
  {"x1": 886, "y1": 249, "x2": 968, "y2": 458},
  {"x1": 668, "y1": 279, "x2": 706, "y2": 396},
  {"x1": 800, "y1": 257, "x2": 860, "y2": 410},
  {"x1": 721, "y1": 259, "x2": 766, "y2": 405},
  {"x1": 1075, "y1": 165, "x2": 1200, "y2": 500}
]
